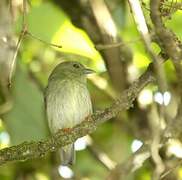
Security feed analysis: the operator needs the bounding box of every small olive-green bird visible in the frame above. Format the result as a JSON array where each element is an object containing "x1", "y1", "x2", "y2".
[{"x1": 45, "y1": 61, "x2": 94, "y2": 165}]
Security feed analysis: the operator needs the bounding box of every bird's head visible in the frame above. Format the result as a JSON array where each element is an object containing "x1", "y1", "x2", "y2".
[{"x1": 49, "y1": 61, "x2": 95, "y2": 82}]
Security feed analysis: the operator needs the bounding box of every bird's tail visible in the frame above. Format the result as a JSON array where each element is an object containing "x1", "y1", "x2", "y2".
[{"x1": 60, "y1": 143, "x2": 75, "y2": 165}]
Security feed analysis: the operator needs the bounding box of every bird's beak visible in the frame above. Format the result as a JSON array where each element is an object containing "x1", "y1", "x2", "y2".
[{"x1": 84, "y1": 68, "x2": 95, "y2": 74}]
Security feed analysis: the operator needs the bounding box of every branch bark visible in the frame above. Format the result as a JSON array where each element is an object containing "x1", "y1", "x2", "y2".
[{"x1": 0, "y1": 63, "x2": 155, "y2": 166}]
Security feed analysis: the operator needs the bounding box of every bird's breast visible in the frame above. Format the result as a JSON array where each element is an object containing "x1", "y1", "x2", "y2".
[{"x1": 46, "y1": 80, "x2": 92, "y2": 133}]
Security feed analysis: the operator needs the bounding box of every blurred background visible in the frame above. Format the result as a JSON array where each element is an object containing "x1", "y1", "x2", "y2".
[{"x1": 0, "y1": 0, "x2": 181, "y2": 179}]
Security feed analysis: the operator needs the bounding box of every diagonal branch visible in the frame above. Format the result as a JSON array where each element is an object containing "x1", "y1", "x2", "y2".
[{"x1": 0, "y1": 64, "x2": 155, "y2": 166}]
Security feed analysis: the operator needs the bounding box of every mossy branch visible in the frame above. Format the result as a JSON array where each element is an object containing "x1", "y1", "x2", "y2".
[{"x1": 0, "y1": 64, "x2": 155, "y2": 166}]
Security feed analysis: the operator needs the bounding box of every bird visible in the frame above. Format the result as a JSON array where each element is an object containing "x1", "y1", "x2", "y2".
[{"x1": 44, "y1": 61, "x2": 94, "y2": 165}]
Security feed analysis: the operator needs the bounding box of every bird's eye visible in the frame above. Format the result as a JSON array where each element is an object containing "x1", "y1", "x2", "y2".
[{"x1": 73, "y1": 64, "x2": 80, "y2": 68}]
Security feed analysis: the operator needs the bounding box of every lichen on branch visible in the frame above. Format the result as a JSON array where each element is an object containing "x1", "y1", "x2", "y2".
[{"x1": 0, "y1": 64, "x2": 155, "y2": 166}]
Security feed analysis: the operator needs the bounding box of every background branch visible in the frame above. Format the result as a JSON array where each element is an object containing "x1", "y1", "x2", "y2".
[{"x1": 107, "y1": 145, "x2": 150, "y2": 180}]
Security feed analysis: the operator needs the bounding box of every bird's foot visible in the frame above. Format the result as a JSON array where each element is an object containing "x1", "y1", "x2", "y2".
[{"x1": 62, "y1": 128, "x2": 72, "y2": 133}]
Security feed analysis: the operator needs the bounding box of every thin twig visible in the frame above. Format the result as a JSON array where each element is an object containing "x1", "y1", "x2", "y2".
[
  {"x1": 160, "y1": 159, "x2": 182, "y2": 179},
  {"x1": 8, "y1": 0, "x2": 62, "y2": 87},
  {"x1": 26, "y1": 32, "x2": 62, "y2": 48},
  {"x1": 95, "y1": 38, "x2": 141, "y2": 50},
  {"x1": 106, "y1": 145, "x2": 150, "y2": 180},
  {"x1": 8, "y1": 0, "x2": 27, "y2": 87}
]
